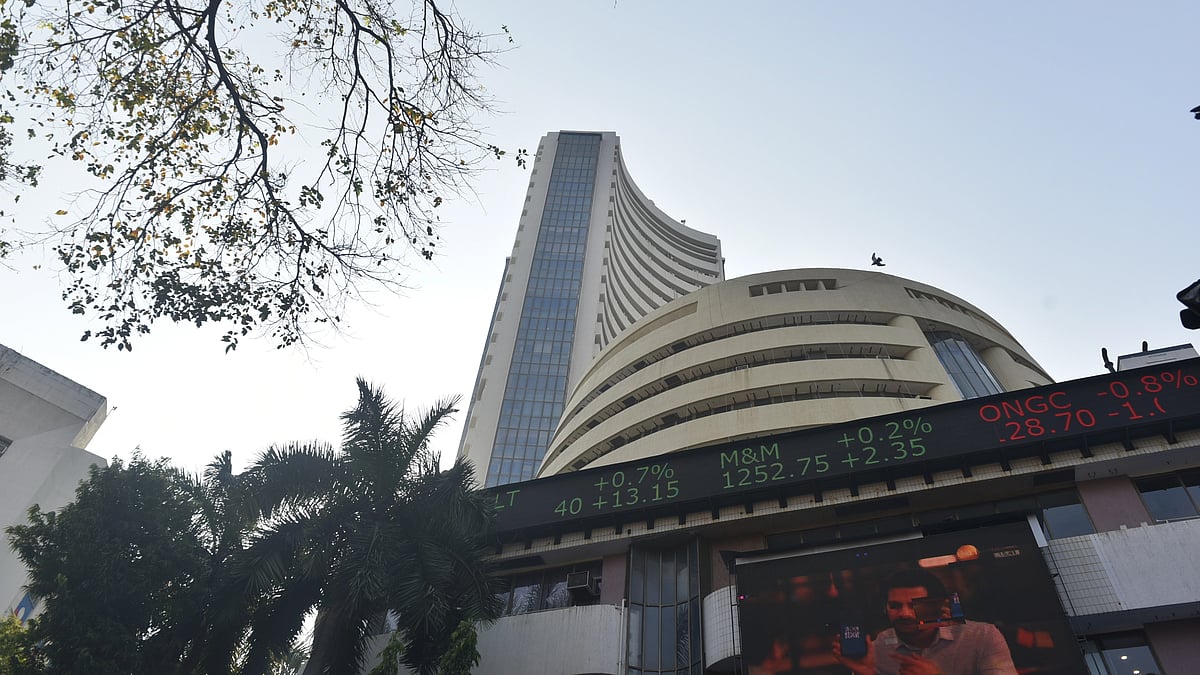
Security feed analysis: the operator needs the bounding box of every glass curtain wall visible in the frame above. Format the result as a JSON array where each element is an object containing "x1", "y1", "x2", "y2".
[
  {"x1": 627, "y1": 541, "x2": 703, "y2": 675},
  {"x1": 926, "y1": 331, "x2": 1004, "y2": 399},
  {"x1": 486, "y1": 133, "x2": 602, "y2": 486}
]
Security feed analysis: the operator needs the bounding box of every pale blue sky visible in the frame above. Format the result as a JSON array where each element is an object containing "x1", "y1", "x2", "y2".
[{"x1": 2, "y1": 1, "x2": 1197, "y2": 473}]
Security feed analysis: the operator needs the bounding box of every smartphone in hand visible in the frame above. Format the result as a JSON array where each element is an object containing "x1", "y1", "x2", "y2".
[{"x1": 839, "y1": 623, "x2": 868, "y2": 658}]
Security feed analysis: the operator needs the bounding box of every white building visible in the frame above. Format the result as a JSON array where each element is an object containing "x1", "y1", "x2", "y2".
[
  {"x1": 542, "y1": 268, "x2": 1051, "y2": 476},
  {"x1": 0, "y1": 344, "x2": 107, "y2": 619},
  {"x1": 461, "y1": 271, "x2": 1200, "y2": 675},
  {"x1": 375, "y1": 132, "x2": 1200, "y2": 675},
  {"x1": 457, "y1": 131, "x2": 723, "y2": 487}
]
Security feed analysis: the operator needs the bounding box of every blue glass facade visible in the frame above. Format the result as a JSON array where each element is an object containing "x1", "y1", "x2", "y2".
[
  {"x1": 485, "y1": 133, "x2": 602, "y2": 487},
  {"x1": 926, "y1": 331, "x2": 1004, "y2": 399}
]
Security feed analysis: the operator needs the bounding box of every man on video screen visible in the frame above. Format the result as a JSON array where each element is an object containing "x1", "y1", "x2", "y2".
[{"x1": 834, "y1": 569, "x2": 1017, "y2": 675}]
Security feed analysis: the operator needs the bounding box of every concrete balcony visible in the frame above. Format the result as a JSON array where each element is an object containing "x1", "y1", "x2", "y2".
[
  {"x1": 474, "y1": 604, "x2": 626, "y2": 675},
  {"x1": 363, "y1": 604, "x2": 626, "y2": 675},
  {"x1": 1048, "y1": 517, "x2": 1200, "y2": 624}
]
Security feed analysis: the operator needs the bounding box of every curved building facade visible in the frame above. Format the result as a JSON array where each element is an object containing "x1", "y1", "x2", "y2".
[
  {"x1": 540, "y1": 268, "x2": 1051, "y2": 476},
  {"x1": 378, "y1": 131, "x2": 1200, "y2": 675},
  {"x1": 457, "y1": 132, "x2": 723, "y2": 487},
  {"x1": 601, "y1": 147, "x2": 724, "y2": 346}
]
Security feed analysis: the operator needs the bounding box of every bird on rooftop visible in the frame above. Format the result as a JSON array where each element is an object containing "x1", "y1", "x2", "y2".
[{"x1": 871, "y1": 253, "x2": 885, "y2": 267}]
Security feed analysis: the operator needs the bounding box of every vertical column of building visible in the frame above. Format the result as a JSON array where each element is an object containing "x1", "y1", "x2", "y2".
[
  {"x1": 458, "y1": 131, "x2": 723, "y2": 487},
  {"x1": 481, "y1": 133, "x2": 603, "y2": 486}
]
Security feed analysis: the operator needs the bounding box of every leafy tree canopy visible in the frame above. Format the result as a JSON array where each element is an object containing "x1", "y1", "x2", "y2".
[
  {"x1": 5, "y1": 382, "x2": 500, "y2": 675},
  {"x1": 244, "y1": 380, "x2": 500, "y2": 675},
  {"x1": 0, "y1": 0, "x2": 524, "y2": 351},
  {"x1": 0, "y1": 615, "x2": 37, "y2": 675},
  {"x1": 4, "y1": 452, "x2": 306, "y2": 675},
  {"x1": 5, "y1": 455, "x2": 209, "y2": 675}
]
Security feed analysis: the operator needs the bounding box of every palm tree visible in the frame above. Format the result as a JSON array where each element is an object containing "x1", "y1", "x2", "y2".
[
  {"x1": 239, "y1": 379, "x2": 501, "y2": 675},
  {"x1": 176, "y1": 450, "x2": 303, "y2": 675}
]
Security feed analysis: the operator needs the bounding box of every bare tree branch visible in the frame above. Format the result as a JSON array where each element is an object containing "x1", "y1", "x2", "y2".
[{"x1": 0, "y1": 0, "x2": 526, "y2": 350}]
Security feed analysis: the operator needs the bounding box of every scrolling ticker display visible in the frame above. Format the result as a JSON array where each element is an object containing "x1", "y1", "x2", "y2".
[{"x1": 485, "y1": 357, "x2": 1200, "y2": 534}]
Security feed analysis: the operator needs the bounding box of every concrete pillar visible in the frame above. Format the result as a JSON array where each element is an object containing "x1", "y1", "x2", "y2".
[
  {"x1": 1077, "y1": 476, "x2": 1152, "y2": 531},
  {"x1": 981, "y1": 345, "x2": 1050, "y2": 392},
  {"x1": 601, "y1": 551, "x2": 628, "y2": 605},
  {"x1": 888, "y1": 315, "x2": 959, "y2": 401},
  {"x1": 1145, "y1": 618, "x2": 1200, "y2": 675},
  {"x1": 708, "y1": 534, "x2": 766, "y2": 591}
]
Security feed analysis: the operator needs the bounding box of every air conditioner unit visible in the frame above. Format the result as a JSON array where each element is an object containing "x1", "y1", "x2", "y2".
[{"x1": 566, "y1": 571, "x2": 600, "y2": 599}]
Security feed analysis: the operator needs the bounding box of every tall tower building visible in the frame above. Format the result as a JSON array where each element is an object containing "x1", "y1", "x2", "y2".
[{"x1": 457, "y1": 131, "x2": 723, "y2": 487}]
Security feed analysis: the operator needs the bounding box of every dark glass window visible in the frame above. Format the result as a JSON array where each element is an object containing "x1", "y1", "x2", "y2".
[
  {"x1": 541, "y1": 568, "x2": 573, "y2": 610},
  {"x1": 495, "y1": 560, "x2": 602, "y2": 617},
  {"x1": 1082, "y1": 632, "x2": 1163, "y2": 675},
  {"x1": 628, "y1": 541, "x2": 702, "y2": 674},
  {"x1": 0, "y1": 436, "x2": 10, "y2": 459},
  {"x1": 508, "y1": 572, "x2": 542, "y2": 615},
  {"x1": 926, "y1": 331, "x2": 1004, "y2": 399},
  {"x1": 627, "y1": 605, "x2": 643, "y2": 669},
  {"x1": 1039, "y1": 490, "x2": 1095, "y2": 539},
  {"x1": 1137, "y1": 470, "x2": 1200, "y2": 522},
  {"x1": 486, "y1": 133, "x2": 602, "y2": 486}
]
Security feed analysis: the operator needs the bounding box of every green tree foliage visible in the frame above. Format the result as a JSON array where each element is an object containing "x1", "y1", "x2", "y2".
[
  {"x1": 244, "y1": 379, "x2": 500, "y2": 675},
  {"x1": 0, "y1": 0, "x2": 523, "y2": 350},
  {"x1": 365, "y1": 619, "x2": 480, "y2": 675},
  {"x1": 4, "y1": 383, "x2": 495, "y2": 675},
  {"x1": 6, "y1": 456, "x2": 210, "y2": 675},
  {"x1": 268, "y1": 643, "x2": 310, "y2": 675},
  {"x1": 365, "y1": 632, "x2": 406, "y2": 675},
  {"x1": 435, "y1": 620, "x2": 482, "y2": 675},
  {"x1": 176, "y1": 450, "x2": 306, "y2": 675},
  {"x1": 0, "y1": 615, "x2": 38, "y2": 675},
  {"x1": 3, "y1": 453, "x2": 303, "y2": 675}
]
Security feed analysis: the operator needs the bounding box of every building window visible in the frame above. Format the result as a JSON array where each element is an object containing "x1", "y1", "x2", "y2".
[
  {"x1": 1038, "y1": 490, "x2": 1095, "y2": 539},
  {"x1": 494, "y1": 560, "x2": 602, "y2": 617},
  {"x1": 926, "y1": 331, "x2": 1004, "y2": 399},
  {"x1": 1081, "y1": 632, "x2": 1163, "y2": 675},
  {"x1": 0, "y1": 435, "x2": 10, "y2": 459},
  {"x1": 627, "y1": 541, "x2": 702, "y2": 675},
  {"x1": 1136, "y1": 470, "x2": 1200, "y2": 522},
  {"x1": 486, "y1": 132, "x2": 602, "y2": 487}
]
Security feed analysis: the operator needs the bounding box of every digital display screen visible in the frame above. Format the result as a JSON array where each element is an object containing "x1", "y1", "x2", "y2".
[
  {"x1": 487, "y1": 358, "x2": 1200, "y2": 533},
  {"x1": 737, "y1": 522, "x2": 1088, "y2": 674}
]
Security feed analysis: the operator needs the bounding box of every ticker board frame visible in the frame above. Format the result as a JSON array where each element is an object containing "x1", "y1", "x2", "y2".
[{"x1": 486, "y1": 357, "x2": 1200, "y2": 537}]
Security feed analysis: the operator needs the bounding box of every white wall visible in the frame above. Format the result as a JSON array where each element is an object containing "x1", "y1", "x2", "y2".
[
  {"x1": 1048, "y1": 518, "x2": 1200, "y2": 616},
  {"x1": 703, "y1": 586, "x2": 740, "y2": 671},
  {"x1": 473, "y1": 604, "x2": 626, "y2": 675},
  {"x1": 543, "y1": 268, "x2": 1052, "y2": 476},
  {"x1": 0, "y1": 345, "x2": 106, "y2": 615}
]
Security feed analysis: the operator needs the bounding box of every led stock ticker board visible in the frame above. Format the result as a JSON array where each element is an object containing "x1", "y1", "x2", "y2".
[{"x1": 487, "y1": 358, "x2": 1200, "y2": 533}]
